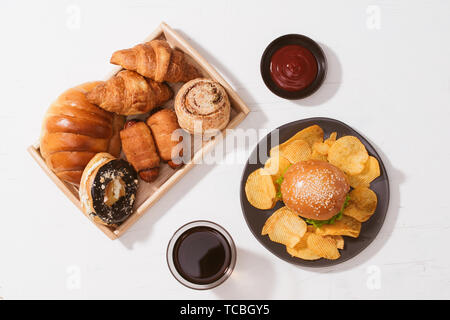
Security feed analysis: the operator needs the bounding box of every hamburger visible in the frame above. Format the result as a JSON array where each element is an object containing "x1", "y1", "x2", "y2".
[{"x1": 280, "y1": 160, "x2": 350, "y2": 227}]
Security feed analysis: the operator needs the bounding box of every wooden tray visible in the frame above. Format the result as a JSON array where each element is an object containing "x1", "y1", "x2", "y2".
[{"x1": 28, "y1": 22, "x2": 250, "y2": 240}]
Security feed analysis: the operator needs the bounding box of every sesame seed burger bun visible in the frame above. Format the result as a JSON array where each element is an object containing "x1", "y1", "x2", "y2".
[{"x1": 281, "y1": 160, "x2": 350, "y2": 221}]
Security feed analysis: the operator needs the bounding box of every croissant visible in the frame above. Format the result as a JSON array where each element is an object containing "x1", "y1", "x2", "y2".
[
  {"x1": 40, "y1": 82, "x2": 124, "y2": 185},
  {"x1": 146, "y1": 109, "x2": 183, "y2": 169},
  {"x1": 110, "y1": 40, "x2": 200, "y2": 83},
  {"x1": 120, "y1": 121, "x2": 160, "y2": 182},
  {"x1": 86, "y1": 70, "x2": 173, "y2": 115}
]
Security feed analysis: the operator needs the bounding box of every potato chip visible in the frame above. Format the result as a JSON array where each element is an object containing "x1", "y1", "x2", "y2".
[
  {"x1": 309, "y1": 149, "x2": 328, "y2": 161},
  {"x1": 328, "y1": 136, "x2": 369, "y2": 175},
  {"x1": 324, "y1": 132, "x2": 337, "y2": 147},
  {"x1": 262, "y1": 206, "x2": 307, "y2": 248},
  {"x1": 286, "y1": 232, "x2": 321, "y2": 260},
  {"x1": 312, "y1": 141, "x2": 330, "y2": 156},
  {"x1": 325, "y1": 235, "x2": 344, "y2": 249},
  {"x1": 309, "y1": 226, "x2": 344, "y2": 249},
  {"x1": 350, "y1": 187, "x2": 378, "y2": 212},
  {"x1": 261, "y1": 206, "x2": 292, "y2": 235},
  {"x1": 261, "y1": 212, "x2": 277, "y2": 236},
  {"x1": 270, "y1": 125, "x2": 324, "y2": 156},
  {"x1": 262, "y1": 206, "x2": 305, "y2": 235},
  {"x1": 276, "y1": 139, "x2": 311, "y2": 164},
  {"x1": 306, "y1": 233, "x2": 340, "y2": 260},
  {"x1": 347, "y1": 156, "x2": 380, "y2": 188},
  {"x1": 245, "y1": 168, "x2": 277, "y2": 210},
  {"x1": 263, "y1": 155, "x2": 291, "y2": 184},
  {"x1": 315, "y1": 215, "x2": 361, "y2": 238},
  {"x1": 344, "y1": 187, "x2": 378, "y2": 222},
  {"x1": 289, "y1": 124, "x2": 324, "y2": 147},
  {"x1": 269, "y1": 217, "x2": 307, "y2": 248}
]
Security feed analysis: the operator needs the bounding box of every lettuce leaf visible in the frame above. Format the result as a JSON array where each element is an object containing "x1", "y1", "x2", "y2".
[
  {"x1": 275, "y1": 164, "x2": 292, "y2": 199},
  {"x1": 305, "y1": 194, "x2": 351, "y2": 228}
]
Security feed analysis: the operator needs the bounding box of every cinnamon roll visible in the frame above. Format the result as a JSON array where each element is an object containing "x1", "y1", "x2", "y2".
[{"x1": 174, "y1": 79, "x2": 231, "y2": 134}]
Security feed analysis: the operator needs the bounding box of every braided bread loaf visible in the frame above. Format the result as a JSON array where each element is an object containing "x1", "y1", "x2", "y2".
[{"x1": 40, "y1": 82, "x2": 124, "y2": 185}]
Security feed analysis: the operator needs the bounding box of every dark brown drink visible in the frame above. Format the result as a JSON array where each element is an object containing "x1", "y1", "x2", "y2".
[
  {"x1": 173, "y1": 226, "x2": 232, "y2": 285},
  {"x1": 167, "y1": 221, "x2": 236, "y2": 290}
]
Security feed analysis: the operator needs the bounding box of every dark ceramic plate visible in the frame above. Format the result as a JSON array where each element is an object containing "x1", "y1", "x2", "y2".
[
  {"x1": 240, "y1": 118, "x2": 390, "y2": 267},
  {"x1": 260, "y1": 34, "x2": 327, "y2": 100}
]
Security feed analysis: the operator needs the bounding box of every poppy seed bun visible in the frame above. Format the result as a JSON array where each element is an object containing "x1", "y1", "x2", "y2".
[
  {"x1": 79, "y1": 153, "x2": 138, "y2": 226},
  {"x1": 281, "y1": 160, "x2": 350, "y2": 221}
]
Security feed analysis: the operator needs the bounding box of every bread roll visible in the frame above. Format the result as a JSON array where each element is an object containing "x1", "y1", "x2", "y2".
[
  {"x1": 79, "y1": 153, "x2": 138, "y2": 226},
  {"x1": 174, "y1": 79, "x2": 230, "y2": 134},
  {"x1": 120, "y1": 121, "x2": 160, "y2": 182},
  {"x1": 281, "y1": 160, "x2": 350, "y2": 221},
  {"x1": 40, "y1": 82, "x2": 124, "y2": 185},
  {"x1": 146, "y1": 109, "x2": 183, "y2": 169}
]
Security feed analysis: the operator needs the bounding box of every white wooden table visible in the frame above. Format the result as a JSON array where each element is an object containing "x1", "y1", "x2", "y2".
[{"x1": 1, "y1": 0, "x2": 449, "y2": 299}]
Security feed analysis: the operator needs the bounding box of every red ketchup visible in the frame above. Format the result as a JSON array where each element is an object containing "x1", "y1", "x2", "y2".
[{"x1": 270, "y1": 44, "x2": 318, "y2": 92}]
